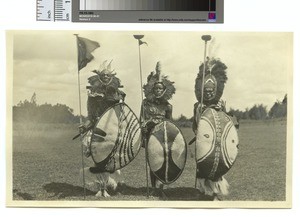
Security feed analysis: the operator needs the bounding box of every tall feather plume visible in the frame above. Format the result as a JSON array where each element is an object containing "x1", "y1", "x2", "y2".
[
  {"x1": 143, "y1": 62, "x2": 175, "y2": 101},
  {"x1": 207, "y1": 37, "x2": 221, "y2": 58}
]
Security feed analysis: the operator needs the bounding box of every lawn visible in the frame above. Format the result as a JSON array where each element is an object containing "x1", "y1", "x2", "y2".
[{"x1": 11, "y1": 119, "x2": 287, "y2": 201}]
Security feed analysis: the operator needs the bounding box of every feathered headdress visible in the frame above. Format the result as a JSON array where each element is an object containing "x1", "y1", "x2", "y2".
[
  {"x1": 143, "y1": 62, "x2": 176, "y2": 101},
  {"x1": 91, "y1": 59, "x2": 115, "y2": 76},
  {"x1": 88, "y1": 59, "x2": 122, "y2": 90},
  {"x1": 195, "y1": 57, "x2": 228, "y2": 105}
]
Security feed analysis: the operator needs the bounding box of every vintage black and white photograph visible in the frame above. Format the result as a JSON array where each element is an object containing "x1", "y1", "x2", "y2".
[{"x1": 6, "y1": 30, "x2": 292, "y2": 207}]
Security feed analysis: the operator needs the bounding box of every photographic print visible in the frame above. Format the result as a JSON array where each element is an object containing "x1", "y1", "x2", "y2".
[{"x1": 6, "y1": 30, "x2": 292, "y2": 208}]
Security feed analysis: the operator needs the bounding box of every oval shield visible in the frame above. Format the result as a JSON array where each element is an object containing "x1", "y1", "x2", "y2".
[
  {"x1": 90, "y1": 103, "x2": 142, "y2": 172},
  {"x1": 147, "y1": 120, "x2": 187, "y2": 184},
  {"x1": 195, "y1": 108, "x2": 239, "y2": 181}
]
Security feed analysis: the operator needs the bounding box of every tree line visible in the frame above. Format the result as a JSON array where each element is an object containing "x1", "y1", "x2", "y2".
[
  {"x1": 173, "y1": 94, "x2": 287, "y2": 127},
  {"x1": 13, "y1": 93, "x2": 82, "y2": 123},
  {"x1": 13, "y1": 93, "x2": 287, "y2": 124},
  {"x1": 228, "y1": 94, "x2": 287, "y2": 121}
]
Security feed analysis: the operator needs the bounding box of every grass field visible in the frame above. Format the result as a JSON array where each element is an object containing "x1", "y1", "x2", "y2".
[{"x1": 11, "y1": 119, "x2": 287, "y2": 201}]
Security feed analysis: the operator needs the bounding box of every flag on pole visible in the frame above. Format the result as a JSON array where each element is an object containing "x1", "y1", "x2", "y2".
[
  {"x1": 133, "y1": 35, "x2": 147, "y2": 46},
  {"x1": 138, "y1": 39, "x2": 147, "y2": 46},
  {"x1": 76, "y1": 35, "x2": 100, "y2": 71}
]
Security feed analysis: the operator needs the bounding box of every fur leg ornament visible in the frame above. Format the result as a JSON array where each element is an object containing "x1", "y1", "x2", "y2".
[{"x1": 197, "y1": 176, "x2": 229, "y2": 197}]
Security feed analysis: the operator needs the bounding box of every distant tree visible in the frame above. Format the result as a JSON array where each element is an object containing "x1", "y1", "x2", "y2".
[
  {"x1": 248, "y1": 104, "x2": 267, "y2": 120},
  {"x1": 13, "y1": 98, "x2": 38, "y2": 122},
  {"x1": 30, "y1": 92, "x2": 37, "y2": 105},
  {"x1": 176, "y1": 114, "x2": 189, "y2": 122},
  {"x1": 282, "y1": 94, "x2": 287, "y2": 104},
  {"x1": 228, "y1": 108, "x2": 244, "y2": 121},
  {"x1": 174, "y1": 114, "x2": 193, "y2": 127},
  {"x1": 268, "y1": 95, "x2": 287, "y2": 118},
  {"x1": 242, "y1": 108, "x2": 250, "y2": 119}
]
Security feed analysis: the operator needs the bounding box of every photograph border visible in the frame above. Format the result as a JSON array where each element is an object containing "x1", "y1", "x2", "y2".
[{"x1": 5, "y1": 30, "x2": 293, "y2": 208}]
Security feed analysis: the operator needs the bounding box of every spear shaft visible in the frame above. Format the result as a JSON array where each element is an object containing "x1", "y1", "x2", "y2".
[
  {"x1": 195, "y1": 35, "x2": 211, "y2": 188},
  {"x1": 133, "y1": 35, "x2": 149, "y2": 197}
]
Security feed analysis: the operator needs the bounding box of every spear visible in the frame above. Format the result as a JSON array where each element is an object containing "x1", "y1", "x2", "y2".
[
  {"x1": 194, "y1": 35, "x2": 212, "y2": 188},
  {"x1": 133, "y1": 35, "x2": 150, "y2": 197}
]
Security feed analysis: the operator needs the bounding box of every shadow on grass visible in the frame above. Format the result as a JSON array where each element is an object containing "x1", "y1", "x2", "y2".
[
  {"x1": 113, "y1": 183, "x2": 148, "y2": 197},
  {"x1": 163, "y1": 187, "x2": 215, "y2": 201},
  {"x1": 13, "y1": 189, "x2": 35, "y2": 200},
  {"x1": 43, "y1": 182, "x2": 95, "y2": 199},
  {"x1": 116, "y1": 183, "x2": 213, "y2": 201},
  {"x1": 42, "y1": 183, "x2": 215, "y2": 201}
]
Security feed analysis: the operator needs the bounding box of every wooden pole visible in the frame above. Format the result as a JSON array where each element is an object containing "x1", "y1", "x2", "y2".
[{"x1": 74, "y1": 34, "x2": 86, "y2": 200}]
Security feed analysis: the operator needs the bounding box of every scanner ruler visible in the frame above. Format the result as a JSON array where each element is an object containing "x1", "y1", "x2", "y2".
[{"x1": 36, "y1": 0, "x2": 71, "y2": 21}]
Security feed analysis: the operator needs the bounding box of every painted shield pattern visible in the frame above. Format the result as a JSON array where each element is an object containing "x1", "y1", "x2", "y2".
[
  {"x1": 90, "y1": 103, "x2": 142, "y2": 172},
  {"x1": 196, "y1": 108, "x2": 239, "y2": 181},
  {"x1": 147, "y1": 120, "x2": 187, "y2": 184}
]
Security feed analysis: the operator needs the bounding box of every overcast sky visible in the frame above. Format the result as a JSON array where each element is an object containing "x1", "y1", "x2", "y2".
[{"x1": 11, "y1": 31, "x2": 292, "y2": 118}]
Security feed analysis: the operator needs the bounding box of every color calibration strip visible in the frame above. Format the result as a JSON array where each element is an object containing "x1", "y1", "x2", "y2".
[{"x1": 80, "y1": 0, "x2": 216, "y2": 11}]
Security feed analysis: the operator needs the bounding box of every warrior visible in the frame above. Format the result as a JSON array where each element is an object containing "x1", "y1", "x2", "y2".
[
  {"x1": 79, "y1": 60, "x2": 126, "y2": 197},
  {"x1": 193, "y1": 57, "x2": 239, "y2": 201},
  {"x1": 193, "y1": 57, "x2": 228, "y2": 131},
  {"x1": 83, "y1": 60, "x2": 126, "y2": 131},
  {"x1": 140, "y1": 61, "x2": 176, "y2": 191}
]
